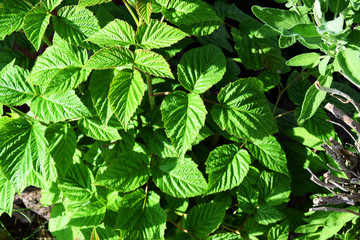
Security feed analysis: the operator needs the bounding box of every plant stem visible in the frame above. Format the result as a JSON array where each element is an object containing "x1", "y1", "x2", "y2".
[
  {"x1": 146, "y1": 75, "x2": 155, "y2": 110},
  {"x1": 7, "y1": 105, "x2": 32, "y2": 121},
  {"x1": 122, "y1": 0, "x2": 139, "y2": 26},
  {"x1": 167, "y1": 217, "x2": 200, "y2": 240},
  {"x1": 202, "y1": 98, "x2": 218, "y2": 105},
  {"x1": 152, "y1": 92, "x2": 170, "y2": 97}
]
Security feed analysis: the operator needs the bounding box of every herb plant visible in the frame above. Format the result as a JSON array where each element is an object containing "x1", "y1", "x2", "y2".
[{"x1": 1, "y1": 0, "x2": 360, "y2": 239}]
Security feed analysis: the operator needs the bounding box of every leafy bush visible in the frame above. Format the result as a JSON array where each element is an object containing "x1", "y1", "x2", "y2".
[{"x1": 1, "y1": 0, "x2": 360, "y2": 239}]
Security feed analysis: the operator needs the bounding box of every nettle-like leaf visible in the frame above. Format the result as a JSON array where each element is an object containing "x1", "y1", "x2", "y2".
[
  {"x1": 108, "y1": 69, "x2": 145, "y2": 129},
  {"x1": 115, "y1": 190, "x2": 166, "y2": 239},
  {"x1": 86, "y1": 19, "x2": 135, "y2": 47},
  {"x1": 67, "y1": 201, "x2": 106, "y2": 227},
  {"x1": 85, "y1": 46, "x2": 134, "y2": 69},
  {"x1": 0, "y1": 0, "x2": 32, "y2": 40},
  {"x1": 258, "y1": 171, "x2": 291, "y2": 206},
  {"x1": 206, "y1": 145, "x2": 251, "y2": 194},
  {"x1": 178, "y1": 44, "x2": 226, "y2": 93},
  {"x1": 161, "y1": 91, "x2": 207, "y2": 158},
  {"x1": 95, "y1": 151, "x2": 150, "y2": 192},
  {"x1": 0, "y1": 60, "x2": 35, "y2": 106},
  {"x1": 211, "y1": 78, "x2": 277, "y2": 140},
  {"x1": 151, "y1": 157, "x2": 208, "y2": 198},
  {"x1": 136, "y1": 19, "x2": 188, "y2": 49},
  {"x1": 134, "y1": 49, "x2": 174, "y2": 78},
  {"x1": 0, "y1": 173, "x2": 15, "y2": 216},
  {"x1": 77, "y1": 0, "x2": 112, "y2": 10},
  {"x1": 79, "y1": 117, "x2": 121, "y2": 141},
  {"x1": 136, "y1": 0, "x2": 152, "y2": 23},
  {"x1": 53, "y1": 5, "x2": 100, "y2": 47}
]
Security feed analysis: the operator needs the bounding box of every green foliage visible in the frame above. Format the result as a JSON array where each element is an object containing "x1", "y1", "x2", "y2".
[{"x1": 1, "y1": 0, "x2": 360, "y2": 239}]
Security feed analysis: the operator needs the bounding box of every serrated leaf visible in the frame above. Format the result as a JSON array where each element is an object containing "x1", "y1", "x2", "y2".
[
  {"x1": 258, "y1": 171, "x2": 291, "y2": 206},
  {"x1": 136, "y1": 0, "x2": 152, "y2": 23},
  {"x1": 211, "y1": 78, "x2": 277, "y2": 140},
  {"x1": 236, "y1": 180, "x2": 258, "y2": 213},
  {"x1": 0, "y1": 173, "x2": 15, "y2": 216},
  {"x1": 85, "y1": 46, "x2": 134, "y2": 69},
  {"x1": 255, "y1": 204, "x2": 285, "y2": 225},
  {"x1": 177, "y1": 45, "x2": 226, "y2": 93},
  {"x1": 185, "y1": 201, "x2": 227, "y2": 238},
  {"x1": 67, "y1": 201, "x2": 106, "y2": 227},
  {"x1": 30, "y1": 90, "x2": 91, "y2": 123},
  {"x1": 86, "y1": 19, "x2": 135, "y2": 47},
  {"x1": 0, "y1": 0, "x2": 32, "y2": 40},
  {"x1": 152, "y1": 157, "x2": 208, "y2": 198},
  {"x1": 286, "y1": 52, "x2": 320, "y2": 68},
  {"x1": 91, "y1": 227, "x2": 100, "y2": 240},
  {"x1": 336, "y1": 48, "x2": 360, "y2": 88},
  {"x1": 245, "y1": 136, "x2": 289, "y2": 175},
  {"x1": 77, "y1": 0, "x2": 112, "y2": 10},
  {"x1": 96, "y1": 151, "x2": 150, "y2": 192},
  {"x1": 206, "y1": 145, "x2": 251, "y2": 194},
  {"x1": 53, "y1": 5, "x2": 100, "y2": 47},
  {"x1": 268, "y1": 223, "x2": 289, "y2": 240},
  {"x1": 23, "y1": 5, "x2": 51, "y2": 50},
  {"x1": 160, "y1": 92, "x2": 207, "y2": 158},
  {"x1": 0, "y1": 60, "x2": 35, "y2": 106},
  {"x1": 134, "y1": 49, "x2": 174, "y2": 78},
  {"x1": 45, "y1": 123, "x2": 76, "y2": 175},
  {"x1": 297, "y1": 72, "x2": 332, "y2": 124},
  {"x1": 43, "y1": 0, "x2": 63, "y2": 11},
  {"x1": 115, "y1": 190, "x2": 166, "y2": 239},
  {"x1": 142, "y1": 127, "x2": 177, "y2": 158},
  {"x1": 207, "y1": 233, "x2": 243, "y2": 240},
  {"x1": 108, "y1": 69, "x2": 145, "y2": 129},
  {"x1": 79, "y1": 117, "x2": 121, "y2": 141},
  {"x1": 136, "y1": 19, "x2": 188, "y2": 49}
]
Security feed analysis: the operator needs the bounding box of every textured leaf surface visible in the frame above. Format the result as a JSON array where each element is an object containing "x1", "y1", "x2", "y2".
[
  {"x1": 152, "y1": 157, "x2": 208, "y2": 198},
  {"x1": 211, "y1": 78, "x2": 277, "y2": 140},
  {"x1": 115, "y1": 190, "x2": 166, "y2": 239},
  {"x1": 134, "y1": 49, "x2": 174, "y2": 78},
  {"x1": 258, "y1": 171, "x2": 291, "y2": 206},
  {"x1": 336, "y1": 48, "x2": 360, "y2": 88},
  {"x1": 86, "y1": 19, "x2": 135, "y2": 47},
  {"x1": 178, "y1": 45, "x2": 226, "y2": 93},
  {"x1": 0, "y1": 61, "x2": 35, "y2": 106},
  {"x1": 30, "y1": 90, "x2": 91, "y2": 123},
  {"x1": 246, "y1": 136, "x2": 289, "y2": 175},
  {"x1": 255, "y1": 204, "x2": 285, "y2": 225},
  {"x1": 79, "y1": 117, "x2": 121, "y2": 141},
  {"x1": 108, "y1": 69, "x2": 145, "y2": 129},
  {"x1": 142, "y1": 127, "x2": 177, "y2": 158},
  {"x1": 77, "y1": 0, "x2": 112, "y2": 9},
  {"x1": 206, "y1": 145, "x2": 251, "y2": 194},
  {"x1": 96, "y1": 151, "x2": 150, "y2": 192},
  {"x1": 85, "y1": 47, "x2": 134, "y2": 69},
  {"x1": 136, "y1": 0, "x2": 152, "y2": 23},
  {"x1": 0, "y1": 173, "x2": 15, "y2": 216},
  {"x1": 67, "y1": 201, "x2": 106, "y2": 227},
  {"x1": 161, "y1": 92, "x2": 207, "y2": 158},
  {"x1": 136, "y1": 19, "x2": 187, "y2": 49}
]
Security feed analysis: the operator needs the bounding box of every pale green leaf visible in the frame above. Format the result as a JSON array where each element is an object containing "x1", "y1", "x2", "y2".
[
  {"x1": 84, "y1": 46, "x2": 134, "y2": 69},
  {"x1": 86, "y1": 19, "x2": 135, "y2": 47},
  {"x1": 43, "y1": 0, "x2": 63, "y2": 11},
  {"x1": 30, "y1": 90, "x2": 91, "y2": 123},
  {"x1": 283, "y1": 127, "x2": 324, "y2": 150},
  {"x1": 115, "y1": 190, "x2": 166, "y2": 239},
  {"x1": 0, "y1": 173, "x2": 15, "y2": 216},
  {"x1": 79, "y1": 117, "x2": 121, "y2": 141},
  {"x1": 0, "y1": 60, "x2": 35, "y2": 106},
  {"x1": 245, "y1": 136, "x2": 289, "y2": 175},
  {"x1": 336, "y1": 48, "x2": 360, "y2": 88},
  {"x1": 136, "y1": 0, "x2": 152, "y2": 23},
  {"x1": 151, "y1": 157, "x2": 208, "y2": 198},
  {"x1": 53, "y1": 5, "x2": 100, "y2": 47},
  {"x1": 211, "y1": 78, "x2": 277, "y2": 140},
  {"x1": 136, "y1": 19, "x2": 188, "y2": 49},
  {"x1": 77, "y1": 0, "x2": 112, "y2": 10},
  {"x1": 258, "y1": 171, "x2": 291, "y2": 206},
  {"x1": 108, "y1": 69, "x2": 145, "y2": 129},
  {"x1": 206, "y1": 145, "x2": 251, "y2": 194},
  {"x1": 96, "y1": 151, "x2": 150, "y2": 192},
  {"x1": 178, "y1": 45, "x2": 226, "y2": 93},
  {"x1": 23, "y1": 5, "x2": 51, "y2": 50},
  {"x1": 67, "y1": 201, "x2": 106, "y2": 227},
  {"x1": 160, "y1": 92, "x2": 207, "y2": 158},
  {"x1": 134, "y1": 49, "x2": 174, "y2": 78},
  {"x1": 286, "y1": 52, "x2": 320, "y2": 68}
]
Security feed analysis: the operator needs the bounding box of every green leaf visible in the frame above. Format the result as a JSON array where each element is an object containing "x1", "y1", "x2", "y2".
[
  {"x1": 23, "y1": 5, "x2": 51, "y2": 50},
  {"x1": 336, "y1": 48, "x2": 360, "y2": 88},
  {"x1": 136, "y1": 0, "x2": 152, "y2": 23},
  {"x1": 161, "y1": 92, "x2": 207, "y2": 158},
  {"x1": 95, "y1": 151, "x2": 150, "y2": 192},
  {"x1": 329, "y1": 0, "x2": 349, "y2": 13},
  {"x1": 134, "y1": 49, "x2": 174, "y2": 78},
  {"x1": 86, "y1": 19, "x2": 135, "y2": 47},
  {"x1": 245, "y1": 136, "x2": 289, "y2": 175},
  {"x1": 0, "y1": 173, "x2": 15, "y2": 216},
  {"x1": 207, "y1": 233, "x2": 243, "y2": 240},
  {"x1": 258, "y1": 171, "x2": 291, "y2": 206},
  {"x1": 0, "y1": 0, "x2": 32, "y2": 40},
  {"x1": 79, "y1": 117, "x2": 121, "y2": 141},
  {"x1": 43, "y1": 0, "x2": 63, "y2": 11},
  {"x1": 236, "y1": 180, "x2": 259, "y2": 213},
  {"x1": 184, "y1": 201, "x2": 227, "y2": 238},
  {"x1": 77, "y1": 0, "x2": 112, "y2": 10},
  {"x1": 0, "y1": 60, "x2": 35, "y2": 106},
  {"x1": 45, "y1": 123, "x2": 76, "y2": 175},
  {"x1": 177, "y1": 45, "x2": 226, "y2": 93},
  {"x1": 53, "y1": 5, "x2": 100, "y2": 47},
  {"x1": 136, "y1": 19, "x2": 188, "y2": 49},
  {"x1": 108, "y1": 69, "x2": 145, "y2": 129},
  {"x1": 268, "y1": 223, "x2": 290, "y2": 240},
  {"x1": 67, "y1": 201, "x2": 106, "y2": 227},
  {"x1": 211, "y1": 78, "x2": 277, "y2": 140},
  {"x1": 115, "y1": 190, "x2": 166, "y2": 239},
  {"x1": 84, "y1": 47, "x2": 134, "y2": 69},
  {"x1": 205, "y1": 145, "x2": 251, "y2": 194},
  {"x1": 142, "y1": 127, "x2": 177, "y2": 158},
  {"x1": 151, "y1": 157, "x2": 208, "y2": 198},
  {"x1": 255, "y1": 204, "x2": 285, "y2": 225},
  {"x1": 286, "y1": 52, "x2": 320, "y2": 68},
  {"x1": 30, "y1": 90, "x2": 91, "y2": 123},
  {"x1": 297, "y1": 72, "x2": 332, "y2": 124}
]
